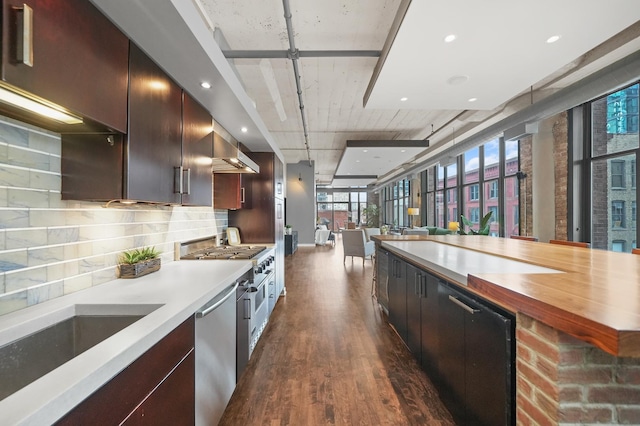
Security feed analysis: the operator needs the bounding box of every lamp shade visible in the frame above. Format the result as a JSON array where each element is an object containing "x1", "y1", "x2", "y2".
[
  {"x1": 448, "y1": 221, "x2": 460, "y2": 232},
  {"x1": 407, "y1": 207, "x2": 420, "y2": 216}
]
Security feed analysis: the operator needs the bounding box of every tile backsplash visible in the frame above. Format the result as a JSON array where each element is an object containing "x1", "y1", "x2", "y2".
[{"x1": 0, "y1": 116, "x2": 226, "y2": 315}]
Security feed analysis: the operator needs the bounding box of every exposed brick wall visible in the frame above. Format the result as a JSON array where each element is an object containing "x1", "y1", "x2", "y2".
[
  {"x1": 553, "y1": 113, "x2": 569, "y2": 240},
  {"x1": 519, "y1": 136, "x2": 534, "y2": 237},
  {"x1": 517, "y1": 313, "x2": 640, "y2": 425}
]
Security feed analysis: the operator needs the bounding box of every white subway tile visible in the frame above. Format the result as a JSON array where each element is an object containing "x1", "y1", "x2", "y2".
[{"x1": 6, "y1": 228, "x2": 48, "y2": 249}]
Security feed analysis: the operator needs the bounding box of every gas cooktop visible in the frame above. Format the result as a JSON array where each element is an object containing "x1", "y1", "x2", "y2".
[{"x1": 181, "y1": 245, "x2": 267, "y2": 260}]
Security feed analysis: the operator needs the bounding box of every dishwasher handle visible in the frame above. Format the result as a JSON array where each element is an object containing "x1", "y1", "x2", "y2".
[{"x1": 196, "y1": 282, "x2": 239, "y2": 318}]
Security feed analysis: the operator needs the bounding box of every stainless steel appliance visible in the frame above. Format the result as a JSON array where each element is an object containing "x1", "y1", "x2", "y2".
[
  {"x1": 178, "y1": 236, "x2": 275, "y2": 381},
  {"x1": 195, "y1": 278, "x2": 240, "y2": 425}
]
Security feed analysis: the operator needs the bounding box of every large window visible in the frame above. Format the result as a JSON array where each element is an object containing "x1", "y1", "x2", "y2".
[
  {"x1": 317, "y1": 189, "x2": 367, "y2": 231},
  {"x1": 586, "y1": 82, "x2": 639, "y2": 252},
  {"x1": 422, "y1": 137, "x2": 519, "y2": 236},
  {"x1": 382, "y1": 179, "x2": 410, "y2": 228}
]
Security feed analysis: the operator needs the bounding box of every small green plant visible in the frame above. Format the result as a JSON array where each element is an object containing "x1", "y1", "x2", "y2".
[
  {"x1": 459, "y1": 211, "x2": 493, "y2": 235},
  {"x1": 119, "y1": 246, "x2": 161, "y2": 265},
  {"x1": 362, "y1": 204, "x2": 380, "y2": 227}
]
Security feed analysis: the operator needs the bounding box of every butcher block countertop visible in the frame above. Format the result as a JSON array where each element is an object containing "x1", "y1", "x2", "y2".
[{"x1": 372, "y1": 234, "x2": 640, "y2": 357}]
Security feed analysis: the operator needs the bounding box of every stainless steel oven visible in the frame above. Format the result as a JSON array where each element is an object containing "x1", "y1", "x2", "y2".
[{"x1": 178, "y1": 236, "x2": 276, "y2": 381}]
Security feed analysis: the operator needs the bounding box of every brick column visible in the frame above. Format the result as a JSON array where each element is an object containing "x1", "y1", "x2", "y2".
[{"x1": 517, "y1": 313, "x2": 640, "y2": 425}]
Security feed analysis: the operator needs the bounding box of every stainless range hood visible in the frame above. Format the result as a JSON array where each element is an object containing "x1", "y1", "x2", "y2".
[{"x1": 212, "y1": 131, "x2": 260, "y2": 174}]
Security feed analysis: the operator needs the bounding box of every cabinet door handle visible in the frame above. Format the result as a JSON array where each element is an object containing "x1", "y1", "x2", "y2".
[
  {"x1": 14, "y1": 4, "x2": 33, "y2": 67},
  {"x1": 421, "y1": 275, "x2": 427, "y2": 298},
  {"x1": 183, "y1": 168, "x2": 191, "y2": 195},
  {"x1": 174, "y1": 166, "x2": 183, "y2": 194},
  {"x1": 241, "y1": 187, "x2": 245, "y2": 203},
  {"x1": 448, "y1": 295, "x2": 480, "y2": 314}
]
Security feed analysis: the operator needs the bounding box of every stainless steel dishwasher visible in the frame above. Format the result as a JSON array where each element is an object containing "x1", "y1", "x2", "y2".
[{"x1": 195, "y1": 279, "x2": 240, "y2": 426}]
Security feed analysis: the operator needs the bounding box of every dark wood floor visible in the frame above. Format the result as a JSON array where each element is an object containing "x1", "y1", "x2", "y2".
[{"x1": 219, "y1": 239, "x2": 454, "y2": 425}]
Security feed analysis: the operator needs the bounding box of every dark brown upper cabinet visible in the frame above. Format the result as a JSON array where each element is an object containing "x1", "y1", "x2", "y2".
[
  {"x1": 126, "y1": 42, "x2": 183, "y2": 204},
  {"x1": 61, "y1": 43, "x2": 213, "y2": 206},
  {"x1": 213, "y1": 172, "x2": 252, "y2": 210},
  {"x1": 181, "y1": 93, "x2": 213, "y2": 206},
  {"x1": 1, "y1": 0, "x2": 129, "y2": 132}
]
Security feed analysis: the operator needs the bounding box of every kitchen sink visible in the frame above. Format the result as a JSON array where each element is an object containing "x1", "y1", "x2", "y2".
[{"x1": 0, "y1": 303, "x2": 162, "y2": 401}]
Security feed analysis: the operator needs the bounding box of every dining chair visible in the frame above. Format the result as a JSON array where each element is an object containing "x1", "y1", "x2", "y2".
[
  {"x1": 342, "y1": 229, "x2": 374, "y2": 265},
  {"x1": 549, "y1": 239, "x2": 591, "y2": 248},
  {"x1": 510, "y1": 235, "x2": 538, "y2": 242}
]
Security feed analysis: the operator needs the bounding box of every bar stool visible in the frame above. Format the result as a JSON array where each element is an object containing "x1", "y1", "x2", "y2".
[
  {"x1": 632, "y1": 248, "x2": 640, "y2": 255},
  {"x1": 549, "y1": 239, "x2": 591, "y2": 248}
]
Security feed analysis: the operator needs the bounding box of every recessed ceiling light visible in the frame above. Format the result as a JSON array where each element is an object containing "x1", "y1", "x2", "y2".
[
  {"x1": 363, "y1": 149, "x2": 368, "y2": 153},
  {"x1": 400, "y1": 97, "x2": 408, "y2": 102},
  {"x1": 468, "y1": 97, "x2": 478, "y2": 103},
  {"x1": 356, "y1": 160, "x2": 360, "y2": 163},
  {"x1": 444, "y1": 34, "x2": 457, "y2": 43},
  {"x1": 447, "y1": 75, "x2": 469, "y2": 86},
  {"x1": 401, "y1": 149, "x2": 406, "y2": 153},
  {"x1": 546, "y1": 35, "x2": 561, "y2": 44},
  {"x1": 201, "y1": 82, "x2": 211, "y2": 89},
  {"x1": 241, "y1": 127, "x2": 248, "y2": 133}
]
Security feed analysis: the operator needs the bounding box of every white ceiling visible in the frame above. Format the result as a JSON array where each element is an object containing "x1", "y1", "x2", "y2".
[{"x1": 90, "y1": 0, "x2": 640, "y2": 188}]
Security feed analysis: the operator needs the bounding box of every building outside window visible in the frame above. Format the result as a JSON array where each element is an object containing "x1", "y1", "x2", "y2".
[
  {"x1": 612, "y1": 201, "x2": 625, "y2": 228},
  {"x1": 469, "y1": 184, "x2": 479, "y2": 201},
  {"x1": 611, "y1": 160, "x2": 625, "y2": 188}
]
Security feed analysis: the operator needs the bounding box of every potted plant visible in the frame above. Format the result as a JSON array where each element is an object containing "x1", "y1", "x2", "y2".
[
  {"x1": 285, "y1": 225, "x2": 292, "y2": 235},
  {"x1": 118, "y1": 246, "x2": 161, "y2": 278},
  {"x1": 459, "y1": 211, "x2": 493, "y2": 235},
  {"x1": 362, "y1": 204, "x2": 380, "y2": 228}
]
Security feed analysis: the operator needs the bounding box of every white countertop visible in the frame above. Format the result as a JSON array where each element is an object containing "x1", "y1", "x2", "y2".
[
  {"x1": 382, "y1": 240, "x2": 562, "y2": 285},
  {"x1": 0, "y1": 260, "x2": 253, "y2": 425}
]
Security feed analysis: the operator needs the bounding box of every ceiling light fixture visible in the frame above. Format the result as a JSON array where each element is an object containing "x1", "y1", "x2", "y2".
[
  {"x1": 0, "y1": 83, "x2": 83, "y2": 124},
  {"x1": 200, "y1": 82, "x2": 211, "y2": 89},
  {"x1": 444, "y1": 34, "x2": 457, "y2": 43},
  {"x1": 468, "y1": 97, "x2": 478, "y2": 103},
  {"x1": 447, "y1": 75, "x2": 469, "y2": 86},
  {"x1": 546, "y1": 35, "x2": 561, "y2": 44},
  {"x1": 241, "y1": 127, "x2": 248, "y2": 133},
  {"x1": 363, "y1": 149, "x2": 368, "y2": 153},
  {"x1": 400, "y1": 97, "x2": 408, "y2": 101}
]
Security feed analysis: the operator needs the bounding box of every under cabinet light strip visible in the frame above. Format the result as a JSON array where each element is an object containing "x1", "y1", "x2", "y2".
[{"x1": 0, "y1": 84, "x2": 83, "y2": 124}]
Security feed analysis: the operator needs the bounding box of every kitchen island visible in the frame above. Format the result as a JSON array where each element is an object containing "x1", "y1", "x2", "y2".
[
  {"x1": 373, "y1": 234, "x2": 640, "y2": 425},
  {"x1": 0, "y1": 260, "x2": 253, "y2": 425}
]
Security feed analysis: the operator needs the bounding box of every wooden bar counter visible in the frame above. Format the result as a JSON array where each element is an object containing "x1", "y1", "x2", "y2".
[{"x1": 373, "y1": 234, "x2": 640, "y2": 425}]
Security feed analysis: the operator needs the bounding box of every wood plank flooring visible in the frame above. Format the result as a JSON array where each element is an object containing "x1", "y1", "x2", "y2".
[{"x1": 219, "y1": 240, "x2": 454, "y2": 425}]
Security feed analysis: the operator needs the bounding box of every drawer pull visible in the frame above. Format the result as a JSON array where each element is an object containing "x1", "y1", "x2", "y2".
[{"x1": 448, "y1": 295, "x2": 480, "y2": 314}]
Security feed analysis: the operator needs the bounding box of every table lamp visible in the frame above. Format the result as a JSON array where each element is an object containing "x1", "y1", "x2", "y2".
[{"x1": 407, "y1": 207, "x2": 420, "y2": 228}]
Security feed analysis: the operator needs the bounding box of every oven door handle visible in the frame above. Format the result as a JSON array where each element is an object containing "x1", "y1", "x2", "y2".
[{"x1": 196, "y1": 282, "x2": 239, "y2": 318}]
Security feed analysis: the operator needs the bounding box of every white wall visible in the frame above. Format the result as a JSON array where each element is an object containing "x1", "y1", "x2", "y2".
[
  {"x1": 0, "y1": 116, "x2": 227, "y2": 316},
  {"x1": 285, "y1": 162, "x2": 315, "y2": 244}
]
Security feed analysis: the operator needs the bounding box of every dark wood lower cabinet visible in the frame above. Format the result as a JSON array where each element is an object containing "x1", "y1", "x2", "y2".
[
  {"x1": 388, "y1": 254, "x2": 407, "y2": 343},
  {"x1": 55, "y1": 317, "x2": 195, "y2": 425},
  {"x1": 122, "y1": 350, "x2": 195, "y2": 425},
  {"x1": 438, "y1": 283, "x2": 515, "y2": 426},
  {"x1": 379, "y1": 248, "x2": 515, "y2": 426}
]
